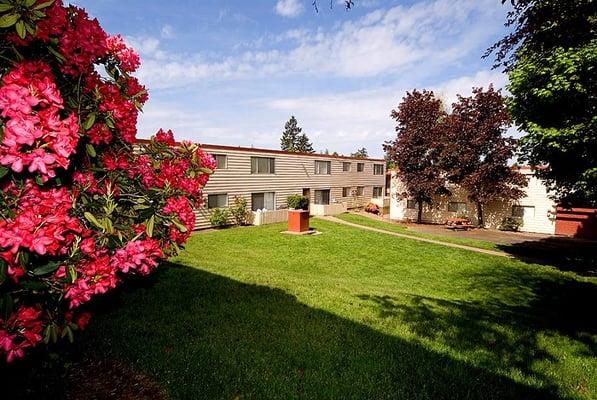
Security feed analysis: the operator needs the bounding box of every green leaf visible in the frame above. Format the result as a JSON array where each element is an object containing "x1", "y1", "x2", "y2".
[
  {"x1": 84, "y1": 211, "x2": 104, "y2": 230},
  {"x1": 171, "y1": 218, "x2": 188, "y2": 233},
  {"x1": 33, "y1": 0, "x2": 55, "y2": 10},
  {"x1": 0, "y1": 13, "x2": 19, "y2": 28},
  {"x1": 46, "y1": 44, "x2": 64, "y2": 63},
  {"x1": 19, "y1": 280, "x2": 46, "y2": 290},
  {"x1": 103, "y1": 217, "x2": 113, "y2": 234},
  {"x1": 86, "y1": 143, "x2": 96, "y2": 157},
  {"x1": 15, "y1": 19, "x2": 25, "y2": 39},
  {"x1": 31, "y1": 261, "x2": 60, "y2": 276},
  {"x1": 25, "y1": 0, "x2": 37, "y2": 6},
  {"x1": 67, "y1": 265, "x2": 77, "y2": 283},
  {"x1": 199, "y1": 167, "x2": 213, "y2": 174},
  {"x1": 0, "y1": 4, "x2": 14, "y2": 12},
  {"x1": 83, "y1": 112, "x2": 96, "y2": 130},
  {"x1": 145, "y1": 215, "x2": 155, "y2": 237},
  {"x1": 0, "y1": 166, "x2": 8, "y2": 179}
]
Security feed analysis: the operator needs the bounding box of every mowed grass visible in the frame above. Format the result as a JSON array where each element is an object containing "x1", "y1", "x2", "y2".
[
  {"x1": 54, "y1": 220, "x2": 596, "y2": 399},
  {"x1": 336, "y1": 212, "x2": 503, "y2": 251}
]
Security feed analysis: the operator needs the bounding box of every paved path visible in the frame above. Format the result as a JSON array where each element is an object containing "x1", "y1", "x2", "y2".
[{"x1": 318, "y1": 215, "x2": 511, "y2": 258}]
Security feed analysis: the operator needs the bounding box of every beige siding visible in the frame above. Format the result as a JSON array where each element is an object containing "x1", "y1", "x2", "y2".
[{"x1": 197, "y1": 147, "x2": 385, "y2": 229}]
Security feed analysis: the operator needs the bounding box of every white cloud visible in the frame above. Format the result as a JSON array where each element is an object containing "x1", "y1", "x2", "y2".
[
  {"x1": 160, "y1": 24, "x2": 173, "y2": 39},
  {"x1": 131, "y1": 0, "x2": 505, "y2": 89},
  {"x1": 274, "y1": 0, "x2": 304, "y2": 18}
]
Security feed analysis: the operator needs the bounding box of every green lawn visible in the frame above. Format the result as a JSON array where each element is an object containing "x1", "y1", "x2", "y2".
[
  {"x1": 335, "y1": 212, "x2": 503, "y2": 251},
  {"x1": 9, "y1": 220, "x2": 596, "y2": 399}
]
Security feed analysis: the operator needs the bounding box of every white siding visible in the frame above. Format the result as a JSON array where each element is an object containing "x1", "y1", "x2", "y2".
[{"x1": 389, "y1": 170, "x2": 557, "y2": 234}]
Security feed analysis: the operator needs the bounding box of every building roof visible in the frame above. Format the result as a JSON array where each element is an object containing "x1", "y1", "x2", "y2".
[{"x1": 137, "y1": 139, "x2": 385, "y2": 162}]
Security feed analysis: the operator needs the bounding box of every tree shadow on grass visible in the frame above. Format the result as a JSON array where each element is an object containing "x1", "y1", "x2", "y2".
[
  {"x1": 3, "y1": 262, "x2": 567, "y2": 400},
  {"x1": 357, "y1": 265, "x2": 597, "y2": 399},
  {"x1": 497, "y1": 236, "x2": 597, "y2": 276}
]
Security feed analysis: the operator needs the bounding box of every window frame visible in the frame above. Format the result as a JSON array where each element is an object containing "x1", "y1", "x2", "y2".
[
  {"x1": 356, "y1": 163, "x2": 365, "y2": 172},
  {"x1": 250, "y1": 156, "x2": 275, "y2": 174},
  {"x1": 512, "y1": 205, "x2": 535, "y2": 218},
  {"x1": 342, "y1": 162, "x2": 351, "y2": 172},
  {"x1": 314, "y1": 160, "x2": 331, "y2": 175},
  {"x1": 342, "y1": 187, "x2": 351, "y2": 197},
  {"x1": 211, "y1": 153, "x2": 228, "y2": 170},
  {"x1": 314, "y1": 189, "x2": 331, "y2": 205},
  {"x1": 251, "y1": 192, "x2": 276, "y2": 211},
  {"x1": 373, "y1": 164, "x2": 384, "y2": 175},
  {"x1": 373, "y1": 186, "x2": 383, "y2": 198},
  {"x1": 448, "y1": 201, "x2": 467, "y2": 213},
  {"x1": 356, "y1": 186, "x2": 364, "y2": 196},
  {"x1": 207, "y1": 193, "x2": 228, "y2": 209}
]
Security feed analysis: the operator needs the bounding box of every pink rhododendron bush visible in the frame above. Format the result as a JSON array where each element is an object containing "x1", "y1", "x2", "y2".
[{"x1": 0, "y1": 1, "x2": 214, "y2": 362}]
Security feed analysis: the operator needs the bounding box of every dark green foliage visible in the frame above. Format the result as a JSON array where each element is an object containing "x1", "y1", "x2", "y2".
[
  {"x1": 351, "y1": 147, "x2": 368, "y2": 158},
  {"x1": 499, "y1": 216, "x2": 523, "y2": 232},
  {"x1": 280, "y1": 116, "x2": 314, "y2": 153},
  {"x1": 489, "y1": 0, "x2": 597, "y2": 206},
  {"x1": 209, "y1": 208, "x2": 229, "y2": 227},
  {"x1": 229, "y1": 196, "x2": 250, "y2": 226},
  {"x1": 286, "y1": 194, "x2": 309, "y2": 210}
]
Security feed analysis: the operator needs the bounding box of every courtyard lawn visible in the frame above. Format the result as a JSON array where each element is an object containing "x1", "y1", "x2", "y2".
[
  {"x1": 12, "y1": 220, "x2": 596, "y2": 399},
  {"x1": 335, "y1": 212, "x2": 503, "y2": 251}
]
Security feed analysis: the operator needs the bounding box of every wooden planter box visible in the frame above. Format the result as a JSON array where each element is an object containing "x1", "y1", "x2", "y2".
[{"x1": 288, "y1": 209, "x2": 310, "y2": 233}]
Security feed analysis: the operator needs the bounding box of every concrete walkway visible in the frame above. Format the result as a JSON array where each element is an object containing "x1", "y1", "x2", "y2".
[{"x1": 318, "y1": 215, "x2": 511, "y2": 258}]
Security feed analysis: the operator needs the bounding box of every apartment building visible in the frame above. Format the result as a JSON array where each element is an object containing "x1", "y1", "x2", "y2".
[
  {"x1": 389, "y1": 167, "x2": 558, "y2": 234},
  {"x1": 197, "y1": 144, "x2": 386, "y2": 229}
]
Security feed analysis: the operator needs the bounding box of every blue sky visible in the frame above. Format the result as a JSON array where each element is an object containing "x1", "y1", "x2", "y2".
[{"x1": 73, "y1": 0, "x2": 511, "y2": 157}]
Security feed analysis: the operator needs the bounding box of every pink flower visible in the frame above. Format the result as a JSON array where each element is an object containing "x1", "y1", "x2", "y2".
[
  {"x1": 0, "y1": 306, "x2": 43, "y2": 362},
  {"x1": 154, "y1": 129, "x2": 176, "y2": 146},
  {"x1": 106, "y1": 35, "x2": 140, "y2": 73},
  {"x1": 111, "y1": 239, "x2": 163, "y2": 275}
]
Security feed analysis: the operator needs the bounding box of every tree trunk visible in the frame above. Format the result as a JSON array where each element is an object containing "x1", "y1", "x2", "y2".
[
  {"x1": 417, "y1": 201, "x2": 423, "y2": 224},
  {"x1": 476, "y1": 202, "x2": 484, "y2": 228}
]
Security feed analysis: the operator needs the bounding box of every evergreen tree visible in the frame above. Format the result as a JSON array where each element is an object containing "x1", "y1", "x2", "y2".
[
  {"x1": 280, "y1": 116, "x2": 314, "y2": 153},
  {"x1": 296, "y1": 133, "x2": 315, "y2": 153},
  {"x1": 280, "y1": 116, "x2": 301, "y2": 152},
  {"x1": 351, "y1": 147, "x2": 368, "y2": 158}
]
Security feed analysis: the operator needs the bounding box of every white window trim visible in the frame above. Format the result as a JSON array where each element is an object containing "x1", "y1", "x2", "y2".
[
  {"x1": 207, "y1": 193, "x2": 228, "y2": 209},
  {"x1": 211, "y1": 153, "x2": 228, "y2": 170}
]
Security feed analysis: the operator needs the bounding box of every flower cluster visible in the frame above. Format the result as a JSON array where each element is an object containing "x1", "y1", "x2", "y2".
[
  {"x1": 111, "y1": 239, "x2": 163, "y2": 276},
  {"x1": 58, "y1": 7, "x2": 108, "y2": 76},
  {"x1": 0, "y1": 307, "x2": 43, "y2": 363},
  {"x1": 106, "y1": 35, "x2": 141, "y2": 73},
  {"x1": 0, "y1": 1, "x2": 213, "y2": 362},
  {"x1": 0, "y1": 61, "x2": 79, "y2": 179}
]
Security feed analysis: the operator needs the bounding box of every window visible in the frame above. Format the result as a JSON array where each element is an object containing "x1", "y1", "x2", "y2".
[
  {"x1": 211, "y1": 154, "x2": 227, "y2": 170},
  {"x1": 356, "y1": 186, "x2": 364, "y2": 196},
  {"x1": 252, "y1": 192, "x2": 275, "y2": 211},
  {"x1": 357, "y1": 163, "x2": 364, "y2": 172},
  {"x1": 207, "y1": 194, "x2": 227, "y2": 209},
  {"x1": 373, "y1": 186, "x2": 383, "y2": 198},
  {"x1": 512, "y1": 205, "x2": 535, "y2": 218},
  {"x1": 315, "y1": 160, "x2": 331, "y2": 175},
  {"x1": 342, "y1": 187, "x2": 351, "y2": 197},
  {"x1": 314, "y1": 189, "x2": 330, "y2": 205},
  {"x1": 342, "y1": 162, "x2": 351, "y2": 172},
  {"x1": 373, "y1": 164, "x2": 384, "y2": 175},
  {"x1": 448, "y1": 202, "x2": 467, "y2": 213},
  {"x1": 251, "y1": 157, "x2": 275, "y2": 174},
  {"x1": 406, "y1": 199, "x2": 419, "y2": 209}
]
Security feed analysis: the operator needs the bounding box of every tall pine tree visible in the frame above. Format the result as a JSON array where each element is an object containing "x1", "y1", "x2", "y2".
[{"x1": 280, "y1": 116, "x2": 314, "y2": 153}]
